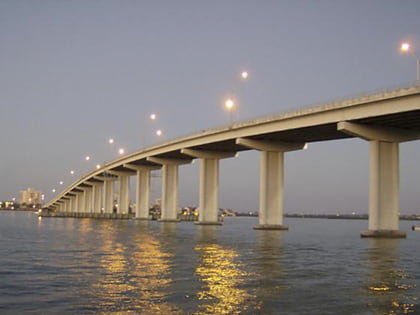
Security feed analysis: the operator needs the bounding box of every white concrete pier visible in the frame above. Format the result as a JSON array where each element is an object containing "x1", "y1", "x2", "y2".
[
  {"x1": 124, "y1": 164, "x2": 158, "y2": 220},
  {"x1": 337, "y1": 121, "x2": 420, "y2": 238},
  {"x1": 182, "y1": 149, "x2": 236, "y2": 225},
  {"x1": 237, "y1": 138, "x2": 305, "y2": 230},
  {"x1": 147, "y1": 157, "x2": 191, "y2": 222},
  {"x1": 118, "y1": 175, "x2": 130, "y2": 214},
  {"x1": 104, "y1": 180, "x2": 115, "y2": 214}
]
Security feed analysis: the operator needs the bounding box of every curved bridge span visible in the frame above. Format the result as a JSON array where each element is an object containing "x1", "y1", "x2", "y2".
[{"x1": 43, "y1": 84, "x2": 420, "y2": 237}]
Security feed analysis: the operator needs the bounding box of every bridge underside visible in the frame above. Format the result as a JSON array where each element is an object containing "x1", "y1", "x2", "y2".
[{"x1": 44, "y1": 92, "x2": 420, "y2": 238}]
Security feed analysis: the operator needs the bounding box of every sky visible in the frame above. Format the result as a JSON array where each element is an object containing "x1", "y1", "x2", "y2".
[{"x1": 0, "y1": 0, "x2": 419, "y2": 214}]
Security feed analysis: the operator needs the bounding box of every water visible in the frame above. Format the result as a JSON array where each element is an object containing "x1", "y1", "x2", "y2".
[{"x1": 0, "y1": 211, "x2": 419, "y2": 315}]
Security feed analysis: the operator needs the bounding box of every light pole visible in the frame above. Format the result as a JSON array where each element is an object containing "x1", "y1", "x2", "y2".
[{"x1": 400, "y1": 42, "x2": 419, "y2": 82}]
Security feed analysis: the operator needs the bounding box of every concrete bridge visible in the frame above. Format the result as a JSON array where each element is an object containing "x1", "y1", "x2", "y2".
[{"x1": 43, "y1": 83, "x2": 420, "y2": 238}]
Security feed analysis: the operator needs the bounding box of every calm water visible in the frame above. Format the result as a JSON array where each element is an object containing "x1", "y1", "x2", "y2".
[{"x1": 0, "y1": 211, "x2": 419, "y2": 315}]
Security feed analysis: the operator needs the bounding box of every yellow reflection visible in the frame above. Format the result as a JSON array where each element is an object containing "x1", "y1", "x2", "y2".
[
  {"x1": 131, "y1": 232, "x2": 182, "y2": 314},
  {"x1": 91, "y1": 221, "x2": 182, "y2": 314},
  {"x1": 194, "y1": 239, "x2": 257, "y2": 314},
  {"x1": 365, "y1": 239, "x2": 416, "y2": 314}
]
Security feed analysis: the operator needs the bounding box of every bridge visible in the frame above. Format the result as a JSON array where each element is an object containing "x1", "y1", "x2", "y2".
[{"x1": 42, "y1": 83, "x2": 420, "y2": 238}]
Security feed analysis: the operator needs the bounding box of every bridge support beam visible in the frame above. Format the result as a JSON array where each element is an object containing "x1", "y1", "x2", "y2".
[
  {"x1": 147, "y1": 157, "x2": 192, "y2": 222},
  {"x1": 92, "y1": 183, "x2": 102, "y2": 213},
  {"x1": 364, "y1": 140, "x2": 401, "y2": 237},
  {"x1": 62, "y1": 198, "x2": 70, "y2": 212},
  {"x1": 74, "y1": 193, "x2": 81, "y2": 213},
  {"x1": 68, "y1": 197, "x2": 75, "y2": 213},
  {"x1": 56, "y1": 202, "x2": 63, "y2": 212},
  {"x1": 181, "y1": 149, "x2": 237, "y2": 225},
  {"x1": 83, "y1": 187, "x2": 93, "y2": 213},
  {"x1": 108, "y1": 171, "x2": 136, "y2": 215},
  {"x1": 236, "y1": 138, "x2": 306, "y2": 230},
  {"x1": 103, "y1": 179, "x2": 115, "y2": 214},
  {"x1": 78, "y1": 191, "x2": 85, "y2": 213},
  {"x1": 124, "y1": 164, "x2": 159, "y2": 220},
  {"x1": 161, "y1": 165, "x2": 178, "y2": 221},
  {"x1": 118, "y1": 175, "x2": 130, "y2": 214},
  {"x1": 337, "y1": 121, "x2": 420, "y2": 238}
]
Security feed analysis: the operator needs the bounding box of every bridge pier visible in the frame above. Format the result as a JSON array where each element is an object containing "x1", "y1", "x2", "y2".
[
  {"x1": 236, "y1": 138, "x2": 306, "y2": 230},
  {"x1": 92, "y1": 183, "x2": 102, "y2": 213},
  {"x1": 361, "y1": 140, "x2": 405, "y2": 238},
  {"x1": 74, "y1": 193, "x2": 81, "y2": 213},
  {"x1": 160, "y1": 164, "x2": 179, "y2": 222},
  {"x1": 117, "y1": 175, "x2": 130, "y2": 214},
  {"x1": 337, "y1": 121, "x2": 420, "y2": 238},
  {"x1": 108, "y1": 170, "x2": 136, "y2": 215},
  {"x1": 124, "y1": 164, "x2": 159, "y2": 220},
  {"x1": 181, "y1": 149, "x2": 236, "y2": 225},
  {"x1": 147, "y1": 157, "x2": 192, "y2": 222},
  {"x1": 84, "y1": 187, "x2": 93, "y2": 213},
  {"x1": 102, "y1": 178, "x2": 115, "y2": 214},
  {"x1": 68, "y1": 196, "x2": 75, "y2": 213},
  {"x1": 256, "y1": 151, "x2": 288, "y2": 230},
  {"x1": 62, "y1": 198, "x2": 69, "y2": 212},
  {"x1": 136, "y1": 169, "x2": 151, "y2": 219},
  {"x1": 197, "y1": 158, "x2": 221, "y2": 225}
]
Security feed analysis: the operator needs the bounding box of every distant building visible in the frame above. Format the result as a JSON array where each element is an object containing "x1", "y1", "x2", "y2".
[{"x1": 19, "y1": 188, "x2": 42, "y2": 206}]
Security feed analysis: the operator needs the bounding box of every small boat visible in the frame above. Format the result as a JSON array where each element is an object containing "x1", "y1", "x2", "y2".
[{"x1": 411, "y1": 225, "x2": 420, "y2": 231}]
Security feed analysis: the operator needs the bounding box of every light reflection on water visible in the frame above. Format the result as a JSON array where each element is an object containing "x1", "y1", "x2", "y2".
[
  {"x1": 0, "y1": 213, "x2": 419, "y2": 314},
  {"x1": 194, "y1": 226, "x2": 259, "y2": 315},
  {"x1": 89, "y1": 221, "x2": 182, "y2": 314},
  {"x1": 364, "y1": 239, "x2": 417, "y2": 314}
]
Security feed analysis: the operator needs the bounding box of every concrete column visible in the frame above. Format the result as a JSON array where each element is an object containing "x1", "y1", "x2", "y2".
[
  {"x1": 88, "y1": 183, "x2": 102, "y2": 213},
  {"x1": 199, "y1": 158, "x2": 219, "y2": 223},
  {"x1": 63, "y1": 200, "x2": 70, "y2": 212},
  {"x1": 84, "y1": 187, "x2": 93, "y2": 213},
  {"x1": 337, "y1": 121, "x2": 413, "y2": 238},
  {"x1": 365, "y1": 140, "x2": 401, "y2": 236},
  {"x1": 57, "y1": 202, "x2": 63, "y2": 212},
  {"x1": 69, "y1": 197, "x2": 74, "y2": 213},
  {"x1": 103, "y1": 179, "x2": 115, "y2": 214},
  {"x1": 147, "y1": 157, "x2": 192, "y2": 222},
  {"x1": 258, "y1": 151, "x2": 286, "y2": 228},
  {"x1": 123, "y1": 164, "x2": 160, "y2": 220},
  {"x1": 118, "y1": 175, "x2": 130, "y2": 214},
  {"x1": 107, "y1": 171, "x2": 135, "y2": 215},
  {"x1": 236, "y1": 138, "x2": 305, "y2": 230},
  {"x1": 78, "y1": 191, "x2": 85, "y2": 213},
  {"x1": 181, "y1": 149, "x2": 236, "y2": 225},
  {"x1": 74, "y1": 193, "x2": 80, "y2": 213},
  {"x1": 161, "y1": 164, "x2": 178, "y2": 221},
  {"x1": 135, "y1": 169, "x2": 151, "y2": 219}
]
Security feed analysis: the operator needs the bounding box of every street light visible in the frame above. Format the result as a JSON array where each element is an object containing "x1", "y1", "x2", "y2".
[
  {"x1": 108, "y1": 138, "x2": 114, "y2": 144},
  {"x1": 85, "y1": 156, "x2": 91, "y2": 161},
  {"x1": 400, "y1": 42, "x2": 419, "y2": 81},
  {"x1": 241, "y1": 71, "x2": 249, "y2": 79},
  {"x1": 156, "y1": 129, "x2": 163, "y2": 137},
  {"x1": 224, "y1": 98, "x2": 235, "y2": 124},
  {"x1": 118, "y1": 148, "x2": 125, "y2": 155}
]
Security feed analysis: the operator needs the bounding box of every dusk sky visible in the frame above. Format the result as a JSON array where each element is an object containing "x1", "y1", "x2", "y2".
[{"x1": 1, "y1": 1, "x2": 419, "y2": 214}]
